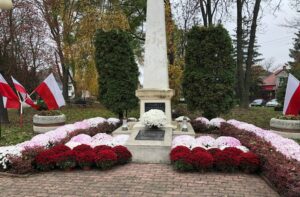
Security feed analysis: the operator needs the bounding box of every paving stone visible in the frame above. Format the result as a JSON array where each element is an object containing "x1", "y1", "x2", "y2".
[{"x1": 0, "y1": 164, "x2": 279, "y2": 197}]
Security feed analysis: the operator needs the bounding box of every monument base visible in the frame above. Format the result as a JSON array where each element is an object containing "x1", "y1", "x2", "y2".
[
  {"x1": 112, "y1": 121, "x2": 195, "y2": 164},
  {"x1": 125, "y1": 128, "x2": 172, "y2": 164},
  {"x1": 136, "y1": 88, "x2": 174, "y2": 123}
]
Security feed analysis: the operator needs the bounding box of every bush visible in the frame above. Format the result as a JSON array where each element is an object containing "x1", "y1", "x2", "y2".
[
  {"x1": 220, "y1": 123, "x2": 300, "y2": 196},
  {"x1": 214, "y1": 149, "x2": 240, "y2": 172},
  {"x1": 113, "y1": 146, "x2": 132, "y2": 164},
  {"x1": 191, "y1": 120, "x2": 209, "y2": 133},
  {"x1": 35, "y1": 150, "x2": 56, "y2": 171},
  {"x1": 239, "y1": 152, "x2": 260, "y2": 173},
  {"x1": 170, "y1": 146, "x2": 191, "y2": 158},
  {"x1": 207, "y1": 148, "x2": 222, "y2": 156},
  {"x1": 51, "y1": 145, "x2": 71, "y2": 154},
  {"x1": 94, "y1": 145, "x2": 113, "y2": 153},
  {"x1": 170, "y1": 151, "x2": 194, "y2": 171},
  {"x1": 7, "y1": 156, "x2": 34, "y2": 174},
  {"x1": 75, "y1": 151, "x2": 96, "y2": 169},
  {"x1": 73, "y1": 144, "x2": 93, "y2": 153},
  {"x1": 95, "y1": 29, "x2": 139, "y2": 118},
  {"x1": 94, "y1": 150, "x2": 117, "y2": 170},
  {"x1": 183, "y1": 25, "x2": 235, "y2": 119},
  {"x1": 53, "y1": 150, "x2": 76, "y2": 170},
  {"x1": 191, "y1": 147, "x2": 207, "y2": 154},
  {"x1": 191, "y1": 151, "x2": 214, "y2": 171}
]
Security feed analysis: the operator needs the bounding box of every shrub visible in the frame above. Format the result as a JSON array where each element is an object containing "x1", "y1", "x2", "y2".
[
  {"x1": 191, "y1": 151, "x2": 214, "y2": 171},
  {"x1": 22, "y1": 146, "x2": 46, "y2": 161},
  {"x1": 7, "y1": 156, "x2": 34, "y2": 174},
  {"x1": 73, "y1": 144, "x2": 93, "y2": 153},
  {"x1": 207, "y1": 148, "x2": 222, "y2": 156},
  {"x1": 35, "y1": 150, "x2": 56, "y2": 171},
  {"x1": 75, "y1": 151, "x2": 96, "y2": 169},
  {"x1": 54, "y1": 150, "x2": 76, "y2": 170},
  {"x1": 51, "y1": 145, "x2": 71, "y2": 154},
  {"x1": 171, "y1": 151, "x2": 194, "y2": 171},
  {"x1": 222, "y1": 147, "x2": 243, "y2": 156},
  {"x1": 191, "y1": 147, "x2": 207, "y2": 154},
  {"x1": 221, "y1": 123, "x2": 300, "y2": 196},
  {"x1": 214, "y1": 150, "x2": 240, "y2": 172},
  {"x1": 94, "y1": 145, "x2": 113, "y2": 153},
  {"x1": 239, "y1": 152, "x2": 260, "y2": 173},
  {"x1": 191, "y1": 120, "x2": 209, "y2": 133},
  {"x1": 113, "y1": 146, "x2": 132, "y2": 164},
  {"x1": 183, "y1": 25, "x2": 235, "y2": 119},
  {"x1": 94, "y1": 150, "x2": 117, "y2": 170},
  {"x1": 170, "y1": 146, "x2": 190, "y2": 159},
  {"x1": 95, "y1": 29, "x2": 139, "y2": 119}
]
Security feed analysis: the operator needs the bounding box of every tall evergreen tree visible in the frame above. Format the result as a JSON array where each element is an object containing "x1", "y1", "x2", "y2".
[
  {"x1": 94, "y1": 29, "x2": 139, "y2": 118},
  {"x1": 183, "y1": 25, "x2": 235, "y2": 119}
]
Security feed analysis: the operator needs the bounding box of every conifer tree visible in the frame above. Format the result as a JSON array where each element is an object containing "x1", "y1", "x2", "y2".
[
  {"x1": 183, "y1": 25, "x2": 235, "y2": 119},
  {"x1": 95, "y1": 29, "x2": 139, "y2": 118}
]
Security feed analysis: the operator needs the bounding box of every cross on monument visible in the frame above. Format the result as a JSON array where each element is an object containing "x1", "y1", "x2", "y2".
[{"x1": 136, "y1": 0, "x2": 174, "y2": 124}]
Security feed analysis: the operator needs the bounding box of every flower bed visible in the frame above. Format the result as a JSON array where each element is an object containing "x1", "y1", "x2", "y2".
[
  {"x1": 0, "y1": 117, "x2": 122, "y2": 174},
  {"x1": 170, "y1": 135, "x2": 260, "y2": 173},
  {"x1": 191, "y1": 117, "x2": 225, "y2": 133},
  {"x1": 221, "y1": 121, "x2": 300, "y2": 197},
  {"x1": 35, "y1": 144, "x2": 131, "y2": 171}
]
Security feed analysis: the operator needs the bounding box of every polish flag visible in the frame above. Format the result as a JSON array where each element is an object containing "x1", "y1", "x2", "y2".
[
  {"x1": 283, "y1": 74, "x2": 300, "y2": 115},
  {"x1": 11, "y1": 76, "x2": 37, "y2": 109},
  {"x1": 0, "y1": 74, "x2": 20, "y2": 109},
  {"x1": 35, "y1": 73, "x2": 65, "y2": 110}
]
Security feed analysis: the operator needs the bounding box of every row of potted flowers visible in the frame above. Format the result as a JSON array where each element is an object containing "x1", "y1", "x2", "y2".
[
  {"x1": 170, "y1": 145, "x2": 260, "y2": 173},
  {"x1": 0, "y1": 117, "x2": 121, "y2": 172},
  {"x1": 35, "y1": 144, "x2": 132, "y2": 171},
  {"x1": 221, "y1": 121, "x2": 300, "y2": 197},
  {"x1": 170, "y1": 135, "x2": 259, "y2": 173}
]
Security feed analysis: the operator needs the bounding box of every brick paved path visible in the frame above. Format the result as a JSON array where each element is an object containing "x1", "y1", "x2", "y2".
[{"x1": 0, "y1": 164, "x2": 278, "y2": 197}]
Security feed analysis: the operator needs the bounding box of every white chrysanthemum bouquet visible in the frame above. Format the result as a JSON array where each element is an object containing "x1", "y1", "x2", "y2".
[{"x1": 141, "y1": 109, "x2": 167, "y2": 128}]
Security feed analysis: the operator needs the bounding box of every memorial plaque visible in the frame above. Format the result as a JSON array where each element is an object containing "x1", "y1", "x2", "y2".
[
  {"x1": 135, "y1": 129, "x2": 165, "y2": 141},
  {"x1": 145, "y1": 103, "x2": 165, "y2": 112}
]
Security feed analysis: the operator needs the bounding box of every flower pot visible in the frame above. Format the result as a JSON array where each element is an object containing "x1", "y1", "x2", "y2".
[{"x1": 33, "y1": 114, "x2": 66, "y2": 133}]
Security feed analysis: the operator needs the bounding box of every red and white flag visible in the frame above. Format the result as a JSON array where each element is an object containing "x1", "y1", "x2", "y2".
[
  {"x1": 0, "y1": 74, "x2": 20, "y2": 109},
  {"x1": 11, "y1": 76, "x2": 37, "y2": 109},
  {"x1": 283, "y1": 74, "x2": 300, "y2": 115},
  {"x1": 35, "y1": 73, "x2": 65, "y2": 110}
]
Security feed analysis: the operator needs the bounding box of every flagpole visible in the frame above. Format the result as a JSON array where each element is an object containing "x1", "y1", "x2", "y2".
[{"x1": 16, "y1": 92, "x2": 23, "y2": 128}]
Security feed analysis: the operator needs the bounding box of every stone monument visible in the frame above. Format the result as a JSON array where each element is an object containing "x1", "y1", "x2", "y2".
[
  {"x1": 113, "y1": 0, "x2": 195, "y2": 164},
  {"x1": 136, "y1": 0, "x2": 174, "y2": 124}
]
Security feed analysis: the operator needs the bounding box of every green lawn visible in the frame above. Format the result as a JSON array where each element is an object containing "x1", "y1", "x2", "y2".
[
  {"x1": 221, "y1": 107, "x2": 281, "y2": 129},
  {"x1": 0, "y1": 105, "x2": 284, "y2": 146}
]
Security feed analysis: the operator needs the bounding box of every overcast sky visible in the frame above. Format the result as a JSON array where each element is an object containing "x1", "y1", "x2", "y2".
[
  {"x1": 224, "y1": 1, "x2": 298, "y2": 71},
  {"x1": 171, "y1": 1, "x2": 299, "y2": 71}
]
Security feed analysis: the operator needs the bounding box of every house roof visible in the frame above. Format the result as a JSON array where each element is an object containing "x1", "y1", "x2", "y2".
[{"x1": 262, "y1": 73, "x2": 276, "y2": 86}]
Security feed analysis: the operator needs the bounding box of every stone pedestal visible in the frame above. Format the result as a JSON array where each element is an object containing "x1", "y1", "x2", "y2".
[{"x1": 136, "y1": 89, "x2": 174, "y2": 123}]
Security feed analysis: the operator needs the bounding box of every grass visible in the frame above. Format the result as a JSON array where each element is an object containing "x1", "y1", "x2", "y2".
[
  {"x1": 0, "y1": 105, "x2": 285, "y2": 146},
  {"x1": 0, "y1": 104, "x2": 115, "y2": 146},
  {"x1": 221, "y1": 106, "x2": 281, "y2": 129}
]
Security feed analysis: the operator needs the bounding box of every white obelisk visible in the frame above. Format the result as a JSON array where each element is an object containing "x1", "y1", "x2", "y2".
[{"x1": 136, "y1": 0, "x2": 174, "y2": 124}]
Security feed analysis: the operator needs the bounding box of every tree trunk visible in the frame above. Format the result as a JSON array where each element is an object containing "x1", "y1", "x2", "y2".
[
  {"x1": 206, "y1": 0, "x2": 213, "y2": 26},
  {"x1": 62, "y1": 63, "x2": 69, "y2": 102},
  {"x1": 243, "y1": 0, "x2": 261, "y2": 108},
  {"x1": 199, "y1": 0, "x2": 208, "y2": 27},
  {"x1": 236, "y1": 0, "x2": 245, "y2": 105}
]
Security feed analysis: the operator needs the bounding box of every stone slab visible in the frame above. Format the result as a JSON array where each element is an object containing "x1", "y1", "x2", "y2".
[{"x1": 125, "y1": 128, "x2": 172, "y2": 164}]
